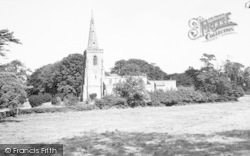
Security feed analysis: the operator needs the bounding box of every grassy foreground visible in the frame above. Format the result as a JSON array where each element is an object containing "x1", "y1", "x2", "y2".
[
  {"x1": 60, "y1": 130, "x2": 250, "y2": 156},
  {"x1": 1, "y1": 96, "x2": 250, "y2": 155}
]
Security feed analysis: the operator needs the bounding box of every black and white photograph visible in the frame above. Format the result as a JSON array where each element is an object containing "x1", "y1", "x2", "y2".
[{"x1": 0, "y1": 0, "x2": 250, "y2": 155}]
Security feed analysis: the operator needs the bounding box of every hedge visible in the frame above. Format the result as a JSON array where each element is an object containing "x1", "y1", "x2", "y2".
[
  {"x1": 149, "y1": 88, "x2": 240, "y2": 106},
  {"x1": 19, "y1": 105, "x2": 96, "y2": 115},
  {"x1": 95, "y1": 95, "x2": 127, "y2": 109}
]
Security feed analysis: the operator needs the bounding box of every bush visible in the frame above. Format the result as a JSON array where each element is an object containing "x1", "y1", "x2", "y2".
[
  {"x1": 89, "y1": 93, "x2": 97, "y2": 100},
  {"x1": 0, "y1": 109, "x2": 19, "y2": 120},
  {"x1": 28, "y1": 93, "x2": 53, "y2": 107},
  {"x1": 20, "y1": 107, "x2": 69, "y2": 114},
  {"x1": 42, "y1": 93, "x2": 52, "y2": 103},
  {"x1": 19, "y1": 105, "x2": 96, "y2": 115},
  {"x1": 95, "y1": 95, "x2": 127, "y2": 109},
  {"x1": 51, "y1": 97, "x2": 62, "y2": 105},
  {"x1": 63, "y1": 94, "x2": 78, "y2": 106},
  {"x1": 149, "y1": 88, "x2": 237, "y2": 106},
  {"x1": 29, "y1": 95, "x2": 44, "y2": 107},
  {"x1": 113, "y1": 77, "x2": 151, "y2": 107},
  {"x1": 0, "y1": 72, "x2": 27, "y2": 109},
  {"x1": 0, "y1": 111, "x2": 7, "y2": 120},
  {"x1": 67, "y1": 104, "x2": 97, "y2": 111}
]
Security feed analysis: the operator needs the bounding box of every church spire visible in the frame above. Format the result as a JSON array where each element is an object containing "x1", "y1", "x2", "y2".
[{"x1": 87, "y1": 10, "x2": 99, "y2": 49}]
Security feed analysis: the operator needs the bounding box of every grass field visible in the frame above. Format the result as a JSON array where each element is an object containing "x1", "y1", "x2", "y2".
[{"x1": 1, "y1": 96, "x2": 250, "y2": 155}]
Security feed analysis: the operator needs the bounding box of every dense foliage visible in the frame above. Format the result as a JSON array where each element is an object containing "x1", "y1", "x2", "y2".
[
  {"x1": 28, "y1": 93, "x2": 52, "y2": 107},
  {"x1": 96, "y1": 53, "x2": 246, "y2": 109},
  {"x1": 0, "y1": 72, "x2": 27, "y2": 109},
  {"x1": 95, "y1": 95, "x2": 127, "y2": 109},
  {"x1": 111, "y1": 59, "x2": 167, "y2": 80},
  {"x1": 113, "y1": 76, "x2": 151, "y2": 107},
  {"x1": 194, "y1": 54, "x2": 245, "y2": 99},
  {"x1": 0, "y1": 30, "x2": 26, "y2": 109},
  {"x1": 27, "y1": 53, "x2": 84, "y2": 97},
  {"x1": 166, "y1": 67, "x2": 199, "y2": 87},
  {"x1": 0, "y1": 29, "x2": 21, "y2": 56},
  {"x1": 18, "y1": 105, "x2": 96, "y2": 115}
]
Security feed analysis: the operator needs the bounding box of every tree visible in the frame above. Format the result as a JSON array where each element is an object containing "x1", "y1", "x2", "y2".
[
  {"x1": 200, "y1": 53, "x2": 216, "y2": 69},
  {"x1": 0, "y1": 29, "x2": 26, "y2": 110},
  {"x1": 0, "y1": 29, "x2": 21, "y2": 57},
  {"x1": 243, "y1": 67, "x2": 250, "y2": 91},
  {"x1": 27, "y1": 53, "x2": 85, "y2": 98},
  {"x1": 224, "y1": 60, "x2": 245, "y2": 86},
  {"x1": 0, "y1": 60, "x2": 31, "y2": 82},
  {"x1": 119, "y1": 63, "x2": 141, "y2": 76},
  {"x1": 0, "y1": 72, "x2": 27, "y2": 109},
  {"x1": 113, "y1": 77, "x2": 150, "y2": 106},
  {"x1": 185, "y1": 66, "x2": 199, "y2": 79},
  {"x1": 166, "y1": 73, "x2": 194, "y2": 86},
  {"x1": 194, "y1": 53, "x2": 244, "y2": 99},
  {"x1": 111, "y1": 59, "x2": 167, "y2": 80},
  {"x1": 56, "y1": 53, "x2": 84, "y2": 97},
  {"x1": 27, "y1": 63, "x2": 59, "y2": 96}
]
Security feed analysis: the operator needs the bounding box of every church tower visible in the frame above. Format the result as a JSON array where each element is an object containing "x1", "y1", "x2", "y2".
[{"x1": 82, "y1": 12, "x2": 104, "y2": 101}]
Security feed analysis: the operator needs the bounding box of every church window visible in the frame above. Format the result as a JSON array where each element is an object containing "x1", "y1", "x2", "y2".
[{"x1": 93, "y1": 55, "x2": 98, "y2": 65}]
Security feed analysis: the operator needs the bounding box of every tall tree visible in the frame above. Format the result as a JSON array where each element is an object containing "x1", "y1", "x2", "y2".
[
  {"x1": 224, "y1": 60, "x2": 245, "y2": 86},
  {"x1": 111, "y1": 59, "x2": 167, "y2": 80},
  {"x1": 0, "y1": 29, "x2": 21, "y2": 57},
  {"x1": 0, "y1": 72, "x2": 27, "y2": 108},
  {"x1": 56, "y1": 53, "x2": 84, "y2": 97},
  {"x1": 113, "y1": 76, "x2": 150, "y2": 106},
  {"x1": 194, "y1": 53, "x2": 244, "y2": 98},
  {"x1": 27, "y1": 53, "x2": 85, "y2": 97},
  {"x1": 0, "y1": 60, "x2": 31, "y2": 82}
]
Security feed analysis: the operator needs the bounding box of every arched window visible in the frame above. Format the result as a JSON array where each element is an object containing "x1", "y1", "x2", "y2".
[{"x1": 93, "y1": 55, "x2": 98, "y2": 65}]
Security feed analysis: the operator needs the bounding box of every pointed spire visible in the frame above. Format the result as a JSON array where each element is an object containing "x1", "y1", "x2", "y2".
[{"x1": 87, "y1": 10, "x2": 98, "y2": 49}]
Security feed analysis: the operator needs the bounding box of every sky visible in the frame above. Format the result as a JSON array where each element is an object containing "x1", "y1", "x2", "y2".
[{"x1": 0, "y1": 0, "x2": 250, "y2": 74}]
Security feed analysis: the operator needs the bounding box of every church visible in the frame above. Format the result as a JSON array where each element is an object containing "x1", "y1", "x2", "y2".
[{"x1": 82, "y1": 13, "x2": 177, "y2": 101}]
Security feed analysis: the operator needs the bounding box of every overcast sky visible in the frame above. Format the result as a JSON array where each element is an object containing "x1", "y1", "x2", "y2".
[{"x1": 0, "y1": 0, "x2": 250, "y2": 74}]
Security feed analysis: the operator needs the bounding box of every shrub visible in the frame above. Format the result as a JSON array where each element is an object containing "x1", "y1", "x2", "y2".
[
  {"x1": 42, "y1": 93, "x2": 52, "y2": 103},
  {"x1": 89, "y1": 93, "x2": 97, "y2": 100},
  {"x1": 149, "y1": 89, "x2": 235, "y2": 106},
  {"x1": 0, "y1": 72, "x2": 27, "y2": 109},
  {"x1": 20, "y1": 107, "x2": 69, "y2": 114},
  {"x1": 29, "y1": 95, "x2": 44, "y2": 107},
  {"x1": 19, "y1": 105, "x2": 96, "y2": 115},
  {"x1": 0, "y1": 112, "x2": 7, "y2": 120},
  {"x1": 57, "y1": 85, "x2": 76, "y2": 97},
  {"x1": 67, "y1": 104, "x2": 97, "y2": 111},
  {"x1": 113, "y1": 77, "x2": 151, "y2": 107},
  {"x1": 63, "y1": 94, "x2": 78, "y2": 106},
  {"x1": 54, "y1": 93, "x2": 64, "y2": 99},
  {"x1": 51, "y1": 97, "x2": 62, "y2": 105},
  {"x1": 28, "y1": 93, "x2": 53, "y2": 107},
  {"x1": 95, "y1": 95, "x2": 127, "y2": 109}
]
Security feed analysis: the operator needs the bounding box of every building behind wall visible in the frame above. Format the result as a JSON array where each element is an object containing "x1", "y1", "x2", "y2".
[{"x1": 82, "y1": 13, "x2": 177, "y2": 101}]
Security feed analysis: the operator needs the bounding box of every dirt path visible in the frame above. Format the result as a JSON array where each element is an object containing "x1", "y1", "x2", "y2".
[{"x1": 1, "y1": 96, "x2": 250, "y2": 144}]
